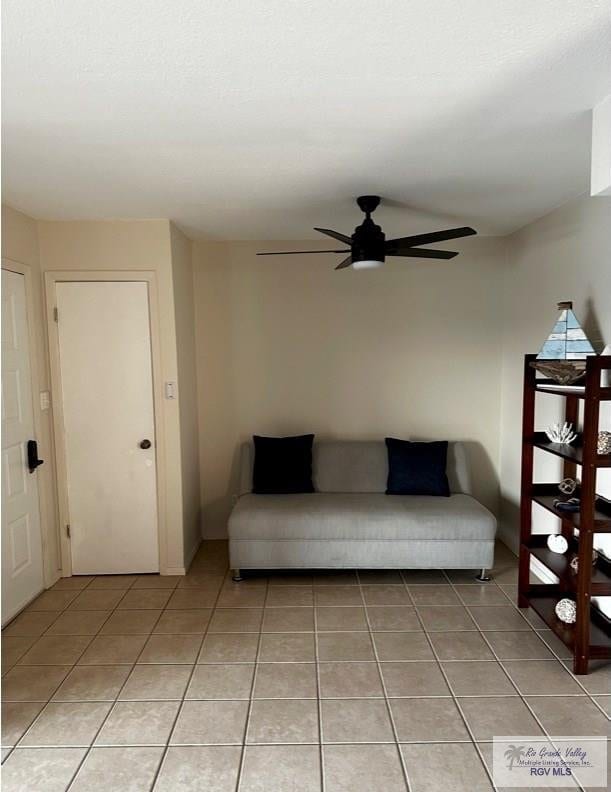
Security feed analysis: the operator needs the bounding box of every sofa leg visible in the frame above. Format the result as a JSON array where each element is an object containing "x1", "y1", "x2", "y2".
[
  {"x1": 231, "y1": 569, "x2": 243, "y2": 582},
  {"x1": 476, "y1": 568, "x2": 491, "y2": 582}
]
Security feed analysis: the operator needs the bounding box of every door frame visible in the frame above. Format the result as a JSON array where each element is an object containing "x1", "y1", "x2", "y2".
[
  {"x1": 1, "y1": 258, "x2": 50, "y2": 594},
  {"x1": 45, "y1": 271, "x2": 168, "y2": 576}
]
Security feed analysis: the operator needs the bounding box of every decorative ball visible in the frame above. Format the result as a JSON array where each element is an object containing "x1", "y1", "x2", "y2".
[
  {"x1": 597, "y1": 431, "x2": 611, "y2": 455},
  {"x1": 555, "y1": 598, "x2": 577, "y2": 624},
  {"x1": 558, "y1": 478, "x2": 578, "y2": 495},
  {"x1": 547, "y1": 534, "x2": 568, "y2": 554},
  {"x1": 569, "y1": 551, "x2": 598, "y2": 574}
]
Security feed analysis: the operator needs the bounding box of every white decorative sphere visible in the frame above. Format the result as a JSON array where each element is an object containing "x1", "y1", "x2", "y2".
[
  {"x1": 547, "y1": 534, "x2": 568, "y2": 554},
  {"x1": 555, "y1": 598, "x2": 577, "y2": 624}
]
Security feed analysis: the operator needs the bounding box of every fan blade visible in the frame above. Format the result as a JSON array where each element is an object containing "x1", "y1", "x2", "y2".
[
  {"x1": 386, "y1": 226, "x2": 476, "y2": 252},
  {"x1": 314, "y1": 227, "x2": 353, "y2": 245},
  {"x1": 257, "y1": 249, "x2": 350, "y2": 256},
  {"x1": 335, "y1": 255, "x2": 353, "y2": 270},
  {"x1": 391, "y1": 248, "x2": 458, "y2": 259}
]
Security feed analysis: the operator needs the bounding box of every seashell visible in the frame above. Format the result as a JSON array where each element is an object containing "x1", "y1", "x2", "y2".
[
  {"x1": 547, "y1": 534, "x2": 568, "y2": 554},
  {"x1": 597, "y1": 431, "x2": 611, "y2": 455},
  {"x1": 555, "y1": 598, "x2": 577, "y2": 624},
  {"x1": 545, "y1": 422, "x2": 578, "y2": 445}
]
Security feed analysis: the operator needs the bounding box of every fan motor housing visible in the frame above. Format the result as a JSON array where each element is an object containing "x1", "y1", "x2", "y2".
[{"x1": 352, "y1": 219, "x2": 386, "y2": 264}]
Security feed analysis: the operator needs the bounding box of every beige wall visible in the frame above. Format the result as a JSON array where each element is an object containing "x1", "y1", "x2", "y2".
[
  {"x1": 499, "y1": 195, "x2": 611, "y2": 553},
  {"x1": 35, "y1": 218, "x2": 190, "y2": 573},
  {"x1": 6, "y1": 193, "x2": 609, "y2": 568},
  {"x1": 170, "y1": 222, "x2": 201, "y2": 566},
  {"x1": 2, "y1": 209, "x2": 201, "y2": 577},
  {"x1": 1, "y1": 205, "x2": 61, "y2": 584},
  {"x1": 193, "y1": 236, "x2": 507, "y2": 538},
  {"x1": 193, "y1": 242, "x2": 236, "y2": 540}
]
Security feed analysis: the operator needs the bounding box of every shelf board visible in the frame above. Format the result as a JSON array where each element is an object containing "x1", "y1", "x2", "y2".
[
  {"x1": 534, "y1": 381, "x2": 611, "y2": 401},
  {"x1": 531, "y1": 484, "x2": 611, "y2": 532},
  {"x1": 530, "y1": 433, "x2": 611, "y2": 468},
  {"x1": 524, "y1": 590, "x2": 611, "y2": 656},
  {"x1": 524, "y1": 535, "x2": 611, "y2": 595}
]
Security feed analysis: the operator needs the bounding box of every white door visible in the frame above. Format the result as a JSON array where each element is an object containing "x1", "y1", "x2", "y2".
[
  {"x1": 2, "y1": 268, "x2": 45, "y2": 624},
  {"x1": 56, "y1": 281, "x2": 158, "y2": 574}
]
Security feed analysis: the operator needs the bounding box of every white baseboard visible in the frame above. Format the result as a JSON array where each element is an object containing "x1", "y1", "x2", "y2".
[
  {"x1": 162, "y1": 536, "x2": 203, "y2": 577},
  {"x1": 163, "y1": 566, "x2": 186, "y2": 576}
]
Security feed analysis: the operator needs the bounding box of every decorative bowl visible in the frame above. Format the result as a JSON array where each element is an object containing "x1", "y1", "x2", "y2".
[{"x1": 531, "y1": 360, "x2": 586, "y2": 385}]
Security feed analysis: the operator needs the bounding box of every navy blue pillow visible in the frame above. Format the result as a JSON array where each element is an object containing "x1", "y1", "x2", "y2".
[
  {"x1": 385, "y1": 438, "x2": 450, "y2": 496},
  {"x1": 252, "y1": 434, "x2": 315, "y2": 494}
]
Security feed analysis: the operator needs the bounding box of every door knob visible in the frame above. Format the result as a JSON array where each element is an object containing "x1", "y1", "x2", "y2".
[{"x1": 139, "y1": 439, "x2": 152, "y2": 449}]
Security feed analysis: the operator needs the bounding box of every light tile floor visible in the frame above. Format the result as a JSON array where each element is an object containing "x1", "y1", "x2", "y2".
[{"x1": 1, "y1": 540, "x2": 609, "y2": 791}]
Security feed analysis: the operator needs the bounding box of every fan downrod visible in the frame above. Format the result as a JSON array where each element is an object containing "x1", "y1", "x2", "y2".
[{"x1": 356, "y1": 195, "x2": 381, "y2": 216}]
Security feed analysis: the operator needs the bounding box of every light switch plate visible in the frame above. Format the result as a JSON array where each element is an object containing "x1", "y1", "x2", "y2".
[
  {"x1": 40, "y1": 391, "x2": 51, "y2": 410},
  {"x1": 164, "y1": 381, "x2": 176, "y2": 399}
]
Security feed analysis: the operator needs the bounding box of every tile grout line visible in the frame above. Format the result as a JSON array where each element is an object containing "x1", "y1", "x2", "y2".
[
  {"x1": 313, "y1": 583, "x2": 327, "y2": 792},
  {"x1": 61, "y1": 577, "x2": 184, "y2": 791},
  {"x1": 424, "y1": 570, "x2": 498, "y2": 791},
  {"x1": 443, "y1": 571, "x2": 589, "y2": 792},
  {"x1": 1, "y1": 584, "x2": 94, "y2": 764},
  {"x1": 235, "y1": 576, "x2": 270, "y2": 792},
  {"x1": 496, "y1": 577, "x2": 597, "y2": 792},
  {"x1": 438, "y1": 574, "x2": 519, "y2": 787},
  {"x1": 3, "y1": 577, "x2": 99, "y2": 670},
  {"x1": 2, "y1": 553, "x2": 605, "y2": 790},
  {"x1": 490, "y1": 565, "x2": 601, "y2": 701},
  {"x1": 10, "y1": 580, "x2": 141, "y2": 767},
  {"x1": 446, "y1": 572, "x2": 548, "y2": 791},
  {"x1": 477, "y1": 636, "x2": 589, "y2": 792},
  {"x1": 357, "y1": 570, "x2": 412, "y2": 792},
  {"x1": 146, "y1": 568, "x2": 233, "y2": 792}
]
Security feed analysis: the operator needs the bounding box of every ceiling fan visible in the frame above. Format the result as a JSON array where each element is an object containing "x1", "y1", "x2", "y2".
[{"x1": 257, "y1": 195, "x2": 477, "y2": 270}]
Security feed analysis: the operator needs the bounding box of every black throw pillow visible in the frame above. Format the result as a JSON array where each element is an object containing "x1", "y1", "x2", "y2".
[
  {"x1": 252, "y1": 434, "x2": 315, "y2": 494},
  {"x1": 385, "y1": 438, "x2": 450, "y2": 496}
]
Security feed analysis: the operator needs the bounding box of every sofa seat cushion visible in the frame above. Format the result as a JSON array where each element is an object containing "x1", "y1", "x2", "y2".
[{"x1": 228, "y1": 493, "x2": 495, "y2": 542}]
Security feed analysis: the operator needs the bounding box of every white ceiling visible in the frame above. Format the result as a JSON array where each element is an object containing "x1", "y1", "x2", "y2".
[{"x1": 2, "y1": 1, "x2": 611, "y2": 240}]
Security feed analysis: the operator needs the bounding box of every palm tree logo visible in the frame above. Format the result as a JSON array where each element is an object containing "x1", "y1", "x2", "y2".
[{"x1": 504, "y1": 745, "x2": 526, "y2": 771}]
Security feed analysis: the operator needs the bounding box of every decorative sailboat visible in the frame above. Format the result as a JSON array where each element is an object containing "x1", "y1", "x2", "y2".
[{"x1": 531, "y1": 301, "x2": 597, "y2": 384}]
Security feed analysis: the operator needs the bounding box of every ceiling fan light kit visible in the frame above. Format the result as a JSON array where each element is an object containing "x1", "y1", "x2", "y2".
[{"x1": 257, "y1": 195, "x2": 477, "y2": 270}]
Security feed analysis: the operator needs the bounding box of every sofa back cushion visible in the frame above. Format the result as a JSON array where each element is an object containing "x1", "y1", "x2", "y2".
[
  {"x1": 314, "y1": 441, "x2": 388, "y2": 493},
  {"x1": 238, "y1": 439, "x2": 471, "y2": 496}
]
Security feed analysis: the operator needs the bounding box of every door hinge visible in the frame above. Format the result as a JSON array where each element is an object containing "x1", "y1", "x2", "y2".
[
  {"x1": 53, "y1": 307, "x2": 59, "y2": 323},
  {"x1": 66, "y1": 524, "x2": 71, "y2": 538}
]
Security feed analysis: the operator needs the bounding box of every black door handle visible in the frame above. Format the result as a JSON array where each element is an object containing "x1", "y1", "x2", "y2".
[
  {"x1": 139, "y1": 439, "x2": 152, "y2": 449},
  {"x1": 27, "y1": 440, "x2": 44, "y2": 473}
]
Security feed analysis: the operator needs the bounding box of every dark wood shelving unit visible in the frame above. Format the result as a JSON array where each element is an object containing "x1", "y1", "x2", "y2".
[{"x1": 519, "y1": 354, "x2": 611, "y2": 674}]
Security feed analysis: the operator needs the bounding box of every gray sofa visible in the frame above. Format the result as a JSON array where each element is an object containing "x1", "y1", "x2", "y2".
[{"x1": 228, "y1": 440, "x2": 496, "y2": 576}]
